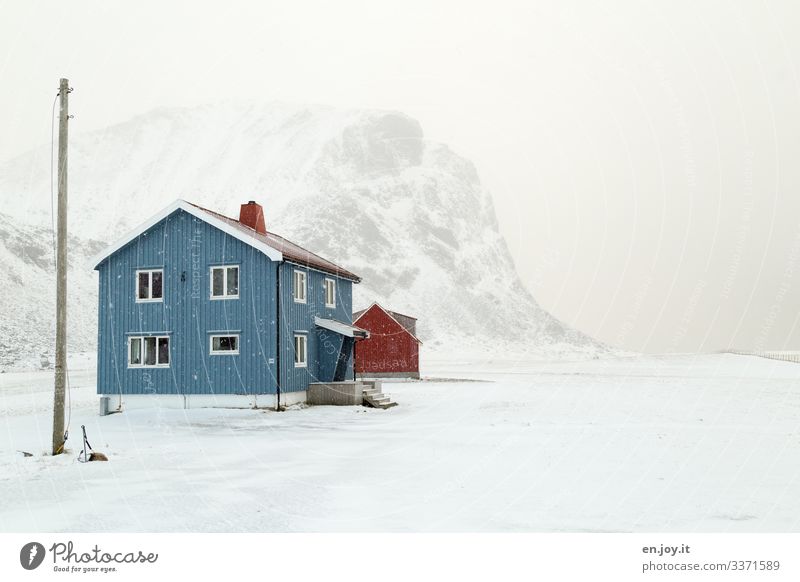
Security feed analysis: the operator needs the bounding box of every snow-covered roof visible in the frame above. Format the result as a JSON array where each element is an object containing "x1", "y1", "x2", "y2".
[
  {"x1": 89, "y1": 199, "x2": 361, "y2": 282},
  {"x1": 314, "y1": 316, "x2": 369, "y2": 338},
  {"x1": 186, "y1": 202, "x2": 360, "y2": 281}
]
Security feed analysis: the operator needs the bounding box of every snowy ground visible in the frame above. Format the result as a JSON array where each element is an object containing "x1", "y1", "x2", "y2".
[{"x1": 2, "y1": 353, "x2": 800, "y2": 532}]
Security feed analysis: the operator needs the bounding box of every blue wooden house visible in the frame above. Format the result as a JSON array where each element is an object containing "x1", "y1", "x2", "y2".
[{"x1": 90, "y1": 199, "x2": 367, "y2": 410}]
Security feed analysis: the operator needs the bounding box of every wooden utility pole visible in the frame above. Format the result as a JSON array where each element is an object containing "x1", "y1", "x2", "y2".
[{"x1": 52, "y1": 78, "x2": 69, "y2": 455}]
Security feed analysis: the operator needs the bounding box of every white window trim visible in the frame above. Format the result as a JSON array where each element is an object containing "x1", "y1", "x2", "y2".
[
  {"x1": 209, "y1": 265, "x2": 240, "y2": 300},
  {"x1": 135, "y1": 269, "x2": 164, "y2": 303},
  {"x1": 209, "y1": 334, "x2": 240, "y2": 355},
  {"x1": 324, "y1": 277, "x2": 336, "y2": 308},
  {"x1": 127, "y1": 335, "x2": 170, "y2": 368},
  {"x1": 293, "y1": 269, "x2": 307, "y2": 304},
  {"x1": 294, "y1": 333, "x2": 307, "y2": 368}
]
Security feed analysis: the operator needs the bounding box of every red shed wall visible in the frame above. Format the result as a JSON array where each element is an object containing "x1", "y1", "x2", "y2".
[{"x1": 354, "y1": 307, "x2": 419, "y2": 374}]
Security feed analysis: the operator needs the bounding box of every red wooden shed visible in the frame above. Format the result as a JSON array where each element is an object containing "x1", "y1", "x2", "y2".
[{"x1": 353, "y1": 303, "x2": 421, "y2": 379}]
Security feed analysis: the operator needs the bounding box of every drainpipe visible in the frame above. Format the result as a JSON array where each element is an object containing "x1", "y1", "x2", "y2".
[
  {"x1": 276, "y1": 265, "x2": 282, "y2": 411},
  {"x1": 352, "y1": 334, "x2": 367, "y2": 382}
]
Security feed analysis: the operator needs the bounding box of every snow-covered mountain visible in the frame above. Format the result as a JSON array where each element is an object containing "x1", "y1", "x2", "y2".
[
  {"x1": 0, "y1": 213, "x2": 103, "y2": 367},
  {"x1": 0, "y1": 102, "x2": 604, "y2": 367}
]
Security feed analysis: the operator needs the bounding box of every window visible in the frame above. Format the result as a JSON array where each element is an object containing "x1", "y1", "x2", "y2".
[
  {"x1": 136, "y1": 269, "x2": 163, "y2": 302},
  {"x1": 324, "y1": 278, "x2": 336, "y2": 308},
  {"x1": 293, "y1": 270, "x2": 307, "y2": 303},
  {"x1": 210, "y1": 334, "x2": 239, "y2": 355},
  {"x1": 294, "y1": 333, "x2": 307, "y2": 367},
  {"x1": 210, "y1": 266, "x2": 239, "y2": 299},
  {"x1": 128, "y1": 335, "x2": 170, "y2": 367}
]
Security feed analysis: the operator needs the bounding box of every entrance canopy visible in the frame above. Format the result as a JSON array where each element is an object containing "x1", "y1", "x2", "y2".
[{"x1": 314, "y1": 316, "x2": 370, "y2": 339}]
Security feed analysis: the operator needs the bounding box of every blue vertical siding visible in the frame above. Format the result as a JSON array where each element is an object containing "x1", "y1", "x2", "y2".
[
  {"x1": 277, "y1": 262, "x2": 354, "y2": 392},
  {"x1": 97, "y1": 209, "x2": 277, "y2": 396},
  {"x1": 97, "y1": 208, "x2": 355, "y2": 397}
]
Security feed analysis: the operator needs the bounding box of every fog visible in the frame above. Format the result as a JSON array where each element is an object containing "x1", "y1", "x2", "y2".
[{"x1": 2, "y1": 0, "x2": 799, "y2": 352}]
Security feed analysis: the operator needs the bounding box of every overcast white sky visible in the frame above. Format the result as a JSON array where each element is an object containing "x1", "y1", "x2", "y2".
[{"x1": 2, "y1": 0, "x2": 800, "y2": 353}]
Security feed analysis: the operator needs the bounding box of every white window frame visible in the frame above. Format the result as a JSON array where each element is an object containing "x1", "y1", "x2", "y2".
[
  {"x1": 294, "y1": 333, "x2": 307, "y2": 368},
  {"x1": 209, "y1": 334, "x2": 240, "y2": 355},
  {"x1": 210, "y1": 265, "x2": 240, "y2": 300},
  {"x1": 135, "y1": 269, "x2": 164, "y2": 303},
  {"x1": 128, "y1": 335, "x2": 170, "y2": 368},
  {"x1": 324, "y1": 278, "x2": 336, "y2": 308},
  {"x1": 293, "y1": 269, "x2": 307, "y2": 304}
]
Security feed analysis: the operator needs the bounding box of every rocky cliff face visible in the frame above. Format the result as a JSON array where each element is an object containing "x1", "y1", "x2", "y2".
[{"x1": 0, "y1": 102, "x2": 603, "y2": 368}]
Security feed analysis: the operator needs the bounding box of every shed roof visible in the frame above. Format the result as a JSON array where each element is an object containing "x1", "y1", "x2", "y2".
[
  {"x1": 353, "y1": 303, "x2": 422, "y2": 344},
  {"x1": 90, "y1": 199, "x2": 361, "y2": 282}
]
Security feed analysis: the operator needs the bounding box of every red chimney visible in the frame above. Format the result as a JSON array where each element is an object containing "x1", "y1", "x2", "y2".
[{"x1": 239, "y1": 200, "x2": 266, "y2": 235}]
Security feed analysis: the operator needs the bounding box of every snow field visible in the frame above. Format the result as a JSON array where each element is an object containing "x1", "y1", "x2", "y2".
[{"x1": 1, "y1": 353, "x2": 799, "y2": 532}]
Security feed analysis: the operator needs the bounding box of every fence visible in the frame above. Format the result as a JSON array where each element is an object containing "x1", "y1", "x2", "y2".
[{"x1": 725, "y1": 350, "x2": 800, "y2": 364}]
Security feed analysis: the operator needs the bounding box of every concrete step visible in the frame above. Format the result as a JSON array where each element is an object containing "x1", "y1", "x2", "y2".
[
  {"x1": 367, "y1": 400, "x2": 397, "y2": 410},
  {"x1": 363, "y1": 393, "x2": 397, "y2": 409},
  {"x1": 363, "y1": 389, "x2": 387, "y2": 399}
]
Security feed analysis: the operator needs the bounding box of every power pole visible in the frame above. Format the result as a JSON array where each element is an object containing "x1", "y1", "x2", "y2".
[{"x1": 52, "y1": 78, "x2": 69, "y2": 455}]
